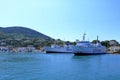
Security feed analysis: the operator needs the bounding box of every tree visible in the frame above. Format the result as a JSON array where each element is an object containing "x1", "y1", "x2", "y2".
[
  {"x1": 101, "y1": 40, "x2": 110, "y2": 47},
  {"x1": 109, "y1": 40, "x2": 119, "y2": 46},
  {"x1": 92, "y1": 40, "x2": 100, "y2": 44}
]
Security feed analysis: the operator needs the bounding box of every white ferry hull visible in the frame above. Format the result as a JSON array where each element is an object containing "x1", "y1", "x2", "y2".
[
  {"x1": 44, "y1": 47, "x2": 73, "y2": 53},
  {"x1": 73, "y1": 46, "x2": 106, "y2": 55}
]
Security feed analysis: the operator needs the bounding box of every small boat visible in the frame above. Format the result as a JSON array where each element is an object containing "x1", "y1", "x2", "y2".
[
  {"x1": 73, "y1": 33, "x2": 106, "y2": 55},
  {"x1": 44, "y1": 44, "x2": 73, "y2": 53}
]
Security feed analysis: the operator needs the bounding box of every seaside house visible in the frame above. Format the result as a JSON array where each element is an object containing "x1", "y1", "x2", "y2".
[
  {"x1": 16, "y1": 45, "x2": 36, "y2": 52},
  {"x1": 109, "y1": 46, "x2": 120, "y2": 53}
]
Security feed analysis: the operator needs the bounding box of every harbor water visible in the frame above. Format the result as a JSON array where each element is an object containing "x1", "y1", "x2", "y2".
[{"x1": 0, "y1": 53, "x2": 120, "y2": 80}]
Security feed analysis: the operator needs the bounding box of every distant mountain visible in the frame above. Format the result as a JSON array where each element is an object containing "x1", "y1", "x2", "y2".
[{"x1": 0, "y1": 26, "x2": 52, "y2": 40}]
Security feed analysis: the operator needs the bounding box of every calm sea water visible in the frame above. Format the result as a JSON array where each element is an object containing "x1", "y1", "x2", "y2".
[{"x1": 0, "y1": 53, "x2": 120, "y2": 80}]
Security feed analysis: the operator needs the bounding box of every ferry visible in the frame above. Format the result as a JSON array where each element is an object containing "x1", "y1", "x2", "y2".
[
  {"x1": 44, "y1": 44, "x2": 73, "y2": 53},
  {"x1": 73, "y1": 33, "x2": 106, "y2": 55}
]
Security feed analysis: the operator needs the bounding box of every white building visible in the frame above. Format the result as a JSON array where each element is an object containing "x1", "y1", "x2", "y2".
[{"x1": 109, "y1": 46, "x2": 120, "y2": 53}]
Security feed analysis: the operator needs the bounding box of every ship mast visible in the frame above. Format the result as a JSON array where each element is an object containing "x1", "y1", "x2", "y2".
[
  {"x1": 97, "y1": 35, "x2": 99, "y2": 43},
  {"x1": 83, "y1": 33, "x2": 86, "y2": 41}
]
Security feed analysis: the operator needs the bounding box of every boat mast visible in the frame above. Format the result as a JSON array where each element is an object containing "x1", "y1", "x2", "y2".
[
  {"x1": 97, "y1": 35, "x2": 99, "y2": 43},
  {"x1": 83, "y1": 33, "x2": 86, "y2": 41}
]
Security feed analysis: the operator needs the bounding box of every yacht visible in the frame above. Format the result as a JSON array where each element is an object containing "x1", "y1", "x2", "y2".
[{"x1": 73, "y1": 34, "x2": 106, "y2": 55}]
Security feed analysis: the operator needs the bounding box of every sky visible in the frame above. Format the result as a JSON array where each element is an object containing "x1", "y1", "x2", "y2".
[{"x1": 0, "y1": 0, "x2": 120, "y2": 42}]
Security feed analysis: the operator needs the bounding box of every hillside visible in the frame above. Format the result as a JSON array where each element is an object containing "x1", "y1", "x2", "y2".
[{"x1": 0, "y1": 26, "x2": 52, "y2": 40}]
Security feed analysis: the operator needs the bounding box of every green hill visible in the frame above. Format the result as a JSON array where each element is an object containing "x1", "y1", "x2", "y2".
[{"x1": 0, "y1": 26, "x2": 52, "y2": 40}]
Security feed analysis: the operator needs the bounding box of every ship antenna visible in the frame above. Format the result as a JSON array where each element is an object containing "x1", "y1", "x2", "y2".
[
  {"x1": 97, "y1": 35, "x2": 99, "y2": 43},
  {"x1": 83, "y1": 33, "x2": 86, "y2": 41}
]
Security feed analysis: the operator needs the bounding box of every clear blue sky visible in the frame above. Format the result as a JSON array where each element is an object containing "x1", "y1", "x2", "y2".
[{"x1": 0, "y1": 0, "x2": 120, "y2": 42}]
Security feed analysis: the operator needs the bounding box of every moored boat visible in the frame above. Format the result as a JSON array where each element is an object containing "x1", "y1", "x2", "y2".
[
  {"x1": 73, "y1": 33, "x2": 106, "y2": 55},
  {"x1": 44, "y1": 44, "x2": 73, "y2": 53}
]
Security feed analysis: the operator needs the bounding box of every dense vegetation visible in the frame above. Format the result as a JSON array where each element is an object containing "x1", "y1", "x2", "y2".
[
  {"x1": 0, "y1": 26, "x2": 51, "y2": 40},
  {"x1": 0, "y1": 27, "x2": 53, "y2": 48},
  {"x1": 92, "y1": 40, "x2": 119, "y2": 48}
]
